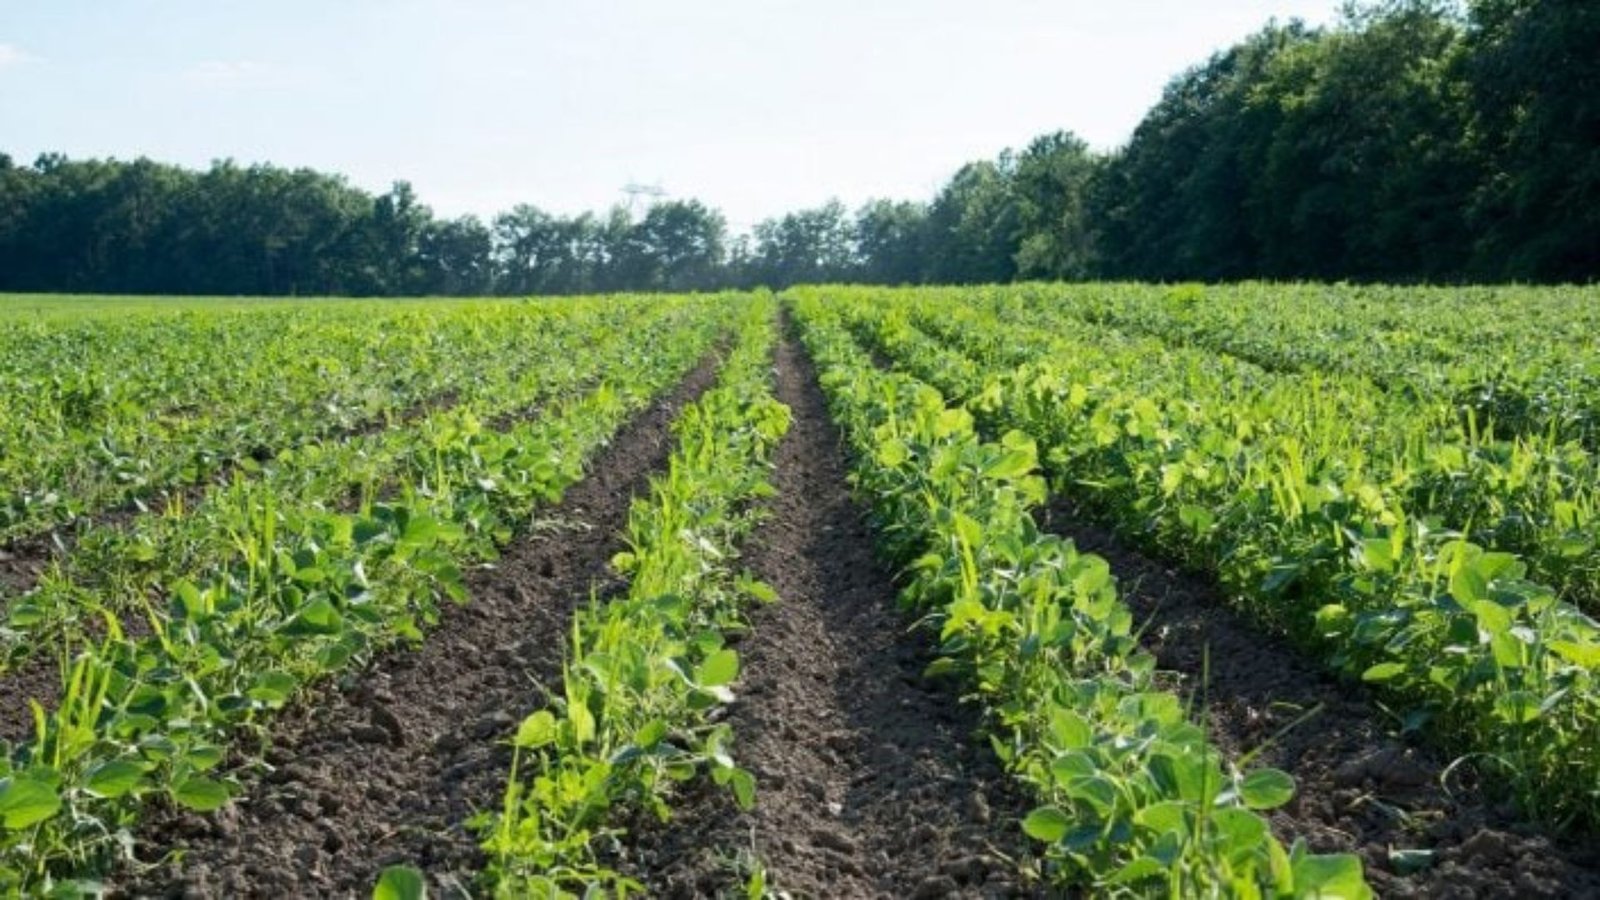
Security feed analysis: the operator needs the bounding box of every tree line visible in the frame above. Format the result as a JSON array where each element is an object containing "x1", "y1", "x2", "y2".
[{"x1": 0, "y1": 0, "x2": 1592, "y2": 295}]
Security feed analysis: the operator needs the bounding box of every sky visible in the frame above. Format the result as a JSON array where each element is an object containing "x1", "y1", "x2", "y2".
[{"x1": 0, "y1": 1, "x2": 1342, "y2": 232}]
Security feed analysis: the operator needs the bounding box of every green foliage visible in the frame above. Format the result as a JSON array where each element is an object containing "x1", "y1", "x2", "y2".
[
  {"x1": 791, "y1": 293, "x2": 1370, "y2": 897},
  {"x1": 483, "y1": 297, "x2": 790, "y2": 896},
  {"x1": 3, "y1": 0, "x2": 1597, "y2": 290},
  {"x1": 0, "y1": 293, "x2": 738, "y2": 891},
  {"x1": 821, "y1": 282, "x2": 1600, "y2": 833}
]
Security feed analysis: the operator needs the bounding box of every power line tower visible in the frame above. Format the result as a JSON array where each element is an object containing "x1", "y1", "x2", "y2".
[{"x1": 621, "y1": 181, "x2": 667, "y2": 215}]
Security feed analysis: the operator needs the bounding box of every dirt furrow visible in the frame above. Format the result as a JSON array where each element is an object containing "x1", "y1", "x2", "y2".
[
  {"x1": 1040, "y1": 500, "x2": 1600, "y2": 898},
  {"x1": 115, "y1": 353, "x2": 721, "y2": 899},
  {"x1": 625, "y1": 329, "x2": 1036, "y2": 899}
]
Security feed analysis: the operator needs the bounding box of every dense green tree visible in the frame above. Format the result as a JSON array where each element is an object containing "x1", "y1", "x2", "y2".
[
  {"x1": 364, "y1": 181, "x2": 431, "y2": 294},
  {"x1": 748, "y1": 200, "x2": 856, "y2": 287},
  {"x1": 1248, "y1": 2, "x2": 1474, "y2": 280},
  {"x1": 1464, "y1": 0, "x2": 1600, "y2": 280},
  {"x1": 1010, "y1": 131, "x2": 1101, "y2": 280},
  {"x1": 1092, "y1": 22, "x2": 1315, "y2": 280},
  {"x1": 491, "y1": 205, "x2": 599, "y2": 295},
  {"x1": 627, "y1": 200, "x2": 728, "y2": 291},
  {"x1": 854, "y1": 199, "x2": 928, "y2": 285},
  {"x1": 924, "y1": 161, "x2": 1019, "y2": 284},
  {"x1": 419, "y1": 215, "x2": 494, "y2": 295}
]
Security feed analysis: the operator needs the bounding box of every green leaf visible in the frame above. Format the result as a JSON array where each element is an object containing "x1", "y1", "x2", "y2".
[
  {"x1": 373, "y1": 864, "x2": 428, "y2": 900},
  {"x1": 1238, "y1": 768, "x2": 1295, "y2": 810},
  {"x1": 1021, "y1": 806, "x2": 1071, "y2": 842},
  {"x1": 513, "y1": 711, "x2": 557, "y2": 749},
  {"x1": 1360, "y1": 662, "x2": 1405, "y2": 683},
  {"x1": 1290, "y1": 851, "x2": 1371, "y2": 900},
  {"x1": 1494, "y1": 691, "x2": 1541, "y2": 725},
  {"x1": 876, "y1": 439, "x2": 909, "y2": 468},
  {"x1": 1108, "y1": 857, "x2": 1166, "y2": 885},
  {"x1": 172, "y1": 777, "x2": 231, "y2": 812},
  {"x1": 741, "y1": 578, "x2": 778, "y2": 604},
  {"x1": 247, "y1": 671, "x2": 299, "y2": 706},
  {"x1": 729, "y1": 768, "x2": 756, "y2": 810},
  {"x1": 986, "y1": 448, "x2": 1036, "y2": 481},
  {"x1": 1048, "y1": 708, "x2": 1091, "y2": 750},
  {"x1": 1359, "y1": 538, "x2": 1394, "y2": 572},
  {"x1": 697, "y1": 648, "x2": 740, "y2": 688},
  {"x1": 281, "y1": 596, "x2": 343, "y2": 636},
  {"x1": 1549, "y1": 639, "x2": 1600, "y2": 668},
  {"x1": 0, "y1": 777, "x2": 61, "y2": 829},
  {"x1": 1210, "y1": 807, "x2": 1268, "y2": 854},
  {"x1": 569, "y1": 700, "x2": 596, "y2": 746},
  {"x1": 1450, "y1": 565, "x2": 1488, "y2": 605},
  {"x1": 633, "y1": 718, "x2": 668, "y2": 749},
  {"x1": 85, "y1": 759, "x2": 146, "y2": 799}
]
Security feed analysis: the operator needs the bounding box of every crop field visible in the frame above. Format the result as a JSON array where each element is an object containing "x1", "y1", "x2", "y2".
[{"x1": 2, "y1": 286, "x2": 1599, "y2": 898}]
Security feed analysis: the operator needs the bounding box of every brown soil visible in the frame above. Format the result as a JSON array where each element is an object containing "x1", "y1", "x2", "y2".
[
  {"x1": 0, "y1": 536, "x2": 55, "y2": 595},
  {"x1": 114, "y1": 353, "x2": 721, "y2": 899},
  {"x1": 622, "y1": 329, "x2": 1039, "y2": 899},
  {"x1": 1040, "y1": 500, "x2": 1600, "y2": 899}
]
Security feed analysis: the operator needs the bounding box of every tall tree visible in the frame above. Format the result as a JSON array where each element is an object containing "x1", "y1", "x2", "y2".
[
  {"x1": 749, "y1": 200, "x2": 857, "y2": 287},
  {"x1": 925, "y1": 160, "x2": 1019, "y2": 284},
  {"x1": 418, "y1": 215, "x2": 494, "y2": 295},
  {"x1": 627, "y1": 200, "x2": 727, "y2": 291},
  {"x1": 1010, "y1": 131, "x2": 1101, "y2": 280},
  {"x1": 1464, "y1": 0, "x2": 1600, "y2": 280},
  {"x1": 1248, "y1": 1, "x2": 1473, "y2": 280},
  {"x1": 855, "y1": 198, "x2": 928, "y2": 285}
]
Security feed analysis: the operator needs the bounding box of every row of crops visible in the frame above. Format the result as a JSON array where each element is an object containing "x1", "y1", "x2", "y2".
[
  {"x1": 802, "y1": 285, "x2": 1600, "y2": 833},
  {"x1": 1, "y1": 285, "x2": 1597, "y2": 896},
  {"x1": 789, "y1": 296, "x2": 1370, "y2": 896},
  {"x1": 0, "y1": 294, "x2": 743, "y2": 892}
]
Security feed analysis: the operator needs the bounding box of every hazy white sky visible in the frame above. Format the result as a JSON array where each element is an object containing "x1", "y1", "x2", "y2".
[{"x1": 1, "y1": 1, "x2": 1340, "y2": 230}]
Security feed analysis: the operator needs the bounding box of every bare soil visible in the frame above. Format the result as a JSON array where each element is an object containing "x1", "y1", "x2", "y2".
[
  {"x1": 622, "y1": 329, "x2": 1040, "y2": 899},
  {"x1": 114, "y1": 354, "x2": 720, "y2": 898},
  {"x1": 1040, "y1": 500, "x2": 1600, "y2": 899}
]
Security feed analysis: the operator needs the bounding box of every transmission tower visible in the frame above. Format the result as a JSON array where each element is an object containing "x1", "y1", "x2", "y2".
[{"x1": 621, "y1": 181, "x2": 667, "y2": 215}]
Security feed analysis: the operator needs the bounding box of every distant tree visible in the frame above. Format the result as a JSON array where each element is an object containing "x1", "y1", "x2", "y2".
[
  {"x1": 1091, "y1": 22, "x2": 1316, "y2": 280},
  {"x1": 493, "y1": 205, "x2": 582, "y2": 294},
  {"x1": 1010, "y1": 131, "x2": 1101, "y2": 280},
  {"x1": 1248, "y1": 2, "x2": 1473, "y2": 280},
  {"x1": 925, "y1": 160, "x2": 1019, "y2": 284},
  {"x1": 749, "y1": 200, "x2": 857, "y2": 287},
  {"x1": 1464, "y1": 0, "x2": 1600, "y2": 280},
  {"x1": 628, "y1": 200, "x2": 727, "y2": 291},
  {"x1": 854, "y1": 199, "x2": 928, "y2": 284},
  {"x1": 419, "y1": 215, "x2": 493, "y2": 295},
  {"x1": 365, "y1": 181, "x2": 432, "y2": 294}
]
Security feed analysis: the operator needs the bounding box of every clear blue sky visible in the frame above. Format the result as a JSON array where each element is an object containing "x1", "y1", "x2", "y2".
[{"x1": 1, "y1": 1, "x2": 1340, "y2": 231}]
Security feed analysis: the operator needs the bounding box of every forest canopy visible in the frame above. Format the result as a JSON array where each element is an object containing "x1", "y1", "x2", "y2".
[{"x1": 1, "y1": 0, "x2": 1593, "y2": 294}]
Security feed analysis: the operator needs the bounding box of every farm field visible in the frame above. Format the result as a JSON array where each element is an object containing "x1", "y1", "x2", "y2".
[{"x1": 1, "y1": 287, "x2": 1599, "y2": 898}]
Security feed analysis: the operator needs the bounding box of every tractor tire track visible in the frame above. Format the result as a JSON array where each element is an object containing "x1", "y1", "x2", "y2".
[{"x1": 115, "y1": 351, "x2": 722, "y2": 899}]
